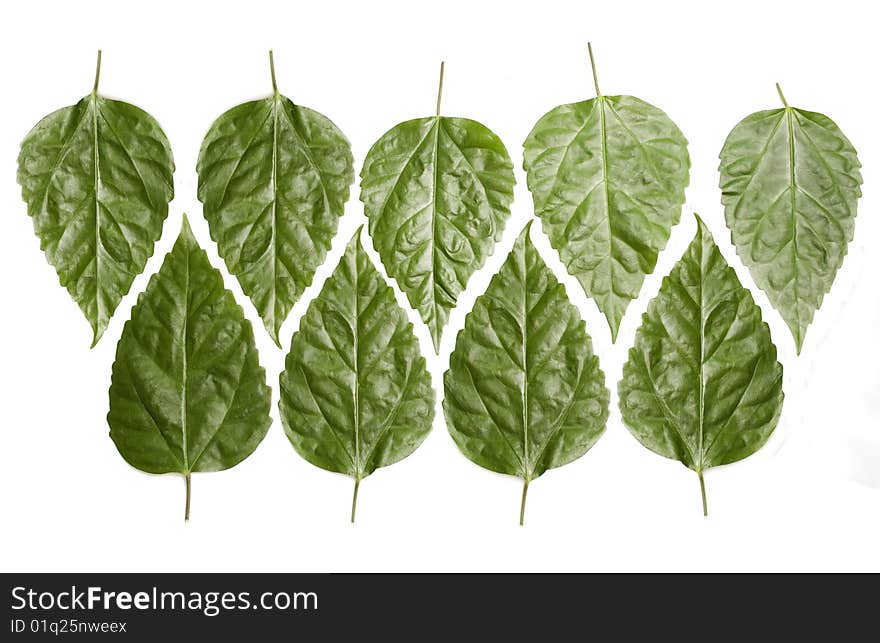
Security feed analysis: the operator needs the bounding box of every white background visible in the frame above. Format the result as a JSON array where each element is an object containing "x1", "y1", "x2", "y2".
[{"x1": 1, "y1": 0, "x2": 878, "y2": 572}]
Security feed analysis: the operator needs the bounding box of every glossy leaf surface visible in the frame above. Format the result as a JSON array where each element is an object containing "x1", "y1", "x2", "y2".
[
  {"x1": 618, "y1": 216, "x2": 784, "y2": 514},
  {"x1": 197, "y1": 59, "x2": 354, "y2": 346},
  {"x1": 360, "y1": 115, "x2": 515, "y2": 351},
  {"x1": 279, "y1": 229, "x2": 434, "y2": 521},
  {"x1": 108, "y1": 217, "x2": 271, "y2": 519},
  {"x1": 444, "y1": 223, "x2": 609, "y2": 524},
  {"x1": 523, "y1": 94, "x2": 689, "y2": 340},
  {"x1": 17, "y1": 56, "x2": 174, "y2": 345},
  {"x1": 719, "y1": 94, "x2": 862, "y2": 352}
]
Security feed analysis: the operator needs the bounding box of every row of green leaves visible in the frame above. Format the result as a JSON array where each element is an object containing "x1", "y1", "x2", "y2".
[
  {"x1": 19, "y1": 50, "x2": 861, "y2": 354},
  {"x1": 17, "y1": 49, "x2": 861, "y2": 522},
  {"x1": 106, "y1": 214, "x2": 782, "y2": 523}
]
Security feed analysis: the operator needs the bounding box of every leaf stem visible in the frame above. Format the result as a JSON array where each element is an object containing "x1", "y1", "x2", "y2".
[
  {"x1": 588, "y1": 42, "x2": 601, "y2": 97},
  {"x1": 519, "y1": 479, "x2": 530, "y2": 526},
  {"x1": 435, "y1": 61, "x2": 445, "y2": 116},
  {"x1": 92, "y1": 49, "x2": 102, "y2": 96},
  {"x1": 698, "y1": 470, "x2": 707, "y2": 517},
  {"x1": 269, "y1": 50, "x2": 278, "y2": 95},
  {"x1": 350, "y1": 477, "x2": 360, "y2": 523},
  {"x1": 184, "y1": 472, "x2": 191, "y2": 522},
  {"x1": 776, "y1": 82, "x2": 789, "y2": 108}
]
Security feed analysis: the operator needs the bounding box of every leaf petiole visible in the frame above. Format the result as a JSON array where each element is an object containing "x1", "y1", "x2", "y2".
[
  {"x1": 269, "y1": 50, "x2": 278, "y2": 95},
  {"x1": 184, "y1": 472, "x2": 191, "y2": 522},
  {"x1": 775, "y1": 82, "x2": 789, "y2": 108},
  {"x1": 350, "y1": 477, "x2": 361, "y2": 523},
  {"x1": 92, "y1": 49, "x2": 102, "y2": 96},
  {"x1": 435, "y1": 61, "x2": 445, "y2": 116},
  {"x1": 588, "y1": 42, "x2": 601, "y2": 97},
  {"x1": 519, "y1": 479, "x2": 530, "y2": 526},
  {"x1": 698, "y1": 470, "x2": 707, "y2": 517}
]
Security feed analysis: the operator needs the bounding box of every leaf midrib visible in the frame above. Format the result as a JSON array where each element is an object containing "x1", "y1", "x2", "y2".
[
  {"x1": 180, "y1": 241, "x2": 190, "y2": 472},
  {"x1": 696, "y1": 232, "x2": 706, "y2": 472},
  {"x1": 91, "y1": 94, "x2": 103, "y2": 331},
  {"x1": 785, "y1": 107, "x2": 802, "y2": 346},
  {"x1": 429, "y1": 117, "x2": 442, "y2": 344},
  {"x1": 520, "y1": 237, "x2": 530, "y2": 479},
  {"x1": 597, "y1": 97, "x2": 615, "y2": 322},
  {"x1": 352, "y1": 242, "x2": 361, "y2": 479},
  {"x1": 269, "y1": 93, "x2": 280, "y2": 336}
]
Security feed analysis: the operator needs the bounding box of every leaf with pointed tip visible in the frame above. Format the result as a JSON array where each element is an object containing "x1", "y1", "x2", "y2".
[
  {"x1": 279, "y1": 229, "x2": 434, "y2": 521},
  {"x1": 108, "y1": 217, "x2": 272, "y2": 519},
  {"x1": 360, "y1": 116, "x2": 515, "y2": 351},
  {"x1": 197, "y1": 83, "x2": 354, "y2": 346},
  {"x1": 719, "y1": 99, "x2": 862, "y2": 353},
  {"x1": 443, "y1": 223, "x2": 609, "y2": 524},
  {"x1": 17, "y1": 66, "x2": 174, "y2": 346},
  {"x1": 523, "y1": 95, "x2": 689, "y2": 340},
  {"x1": 618, "y1": 216, "x2": 784, "y2": 515}
]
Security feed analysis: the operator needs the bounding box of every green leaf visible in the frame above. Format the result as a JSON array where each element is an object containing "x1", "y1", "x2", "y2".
[
  {"x1": 618, "y1": 215, "x2": 784, "y2": 515},
  {"x1": 17, "y1": 51, "x2": 174, "y2": 346},
  {"x1": 108, "y1": 216, "x2": 272, "y2": 521},
  {"x1": 360, "y1": 64, "x2": 515, "y2": 351},
  {"x1": 197, "y1": 52, "x2": 354, "y2": 347},
  {"x1": 523, "y1": 47, "x2": 689, "y2": 341},
  {"x1": 279, "y1": 228, "x2": 434, "y2": 522},
  {"x1": 718, "y1": 85, "x2": 862, "y2": 353},
  {"x1": 443, "y1": 222, "x2": 609, "y2": 525}
]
